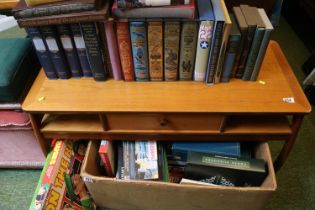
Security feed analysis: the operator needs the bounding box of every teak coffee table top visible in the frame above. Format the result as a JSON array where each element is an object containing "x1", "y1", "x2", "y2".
[{"x1": 22, "y1": 41, "x2": 311, "y2": 114}]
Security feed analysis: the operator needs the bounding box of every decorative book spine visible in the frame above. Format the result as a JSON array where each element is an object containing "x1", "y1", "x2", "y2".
[
  {"x1": 40, "y1": 25, "x2": 70, "y2": 79},
  {"x1": 105, "y1": 20, "x2": 123, "y2": 80},
  {"x1": 56, "y1": 24, "x2": 82, "y2": 78},
  {"x1": 220, "y1": 34, "x2": 241, "y2": 82},
  {"x1": 148, "y1": 20, "x2": 163, "y2": 81},
  {"x1": 242, "y1": 28, "x2": 265, "y2": 81},
  {"x1": 193, "y1": 21, "x2": 213, "y2": 81},
  {"x1": 205, "y1": 21, "x2": 224, "y2": 84},
  {"x1": 26, "y1": 27, "x2": 57, "y2": 79},
  {"x1": 235, "y1": 26, "x2": 256, "y2": 78},
  {"x1": 130, "y1": 21, "x2": 149, "y2": 81},
  {"x1": 179, "y1": 21, "x2": 198, "y2": 80},
  {"x1": 70, "y1": 23, "x2": 92, "y2": 77},
  {"x1": 116, "y1": 21, "x2": 135, "y2": 81},
  {"x1": 80, "y1": 22, "x2": 107, "y2": 81},
  {"x1": 164, "y1": 21, "x2": 180, "y2": 81},
  {"x1": 117, "y1": 0, "x2": 189, "y2": 8},
  {"x1": 14, "y1": 3, "x2": 95, "y2": 19}
]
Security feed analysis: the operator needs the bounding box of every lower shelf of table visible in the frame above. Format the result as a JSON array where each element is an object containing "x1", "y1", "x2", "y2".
[{"x1": 39, "y1": 113, "x2": 292, "y2": 141}]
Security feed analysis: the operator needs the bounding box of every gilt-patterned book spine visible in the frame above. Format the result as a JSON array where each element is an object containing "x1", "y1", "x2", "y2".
[
  {"x1": 40, "y1": 25, "x2": 71, "y2": 79},
  {"x1": 179, "y1": 21, "x2": 198, "y2": 80},
  {"x1": 164, "y1": 21, "x2": 180, "y2": 81},
  {"x1": 130, "y1": 21, "x2": 149, "y2": 81},
  {"x1": 70, "y1": 23, "x2": 92, "y2": 77},
  {"x1": 116, "y1": 21, "x2": 135, "y2": 81},
  {"x1": 148, "y1": 20, "x2": 163, "y2": 81},
  {"x1": 57, "y1": 24, "x2": 82, "y2": 77},
  {"x1": 117, "y1": 0, "x2": 190, "y2": 9},
  {"x1": 193, "y1": 21, "x2": 213, "y2": 81},
  {"x1": 26, "y1": 27, "x2": 58, "y2": 79}
]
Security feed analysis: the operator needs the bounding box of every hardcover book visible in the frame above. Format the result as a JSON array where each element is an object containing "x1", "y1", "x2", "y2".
[
  {"x1": 242, "y1": 6, "x2": 265, "y2": 81},
  {"x1": 130, "y1": 21, "x2": 149, "y2": 81},
  {"x1": 232, "y1": 6, "x2": 248, "y2": 78},
  {"x1": 99, "y1": 140, "x2": 115, "y2": 177},
  {"x1": 57, "y1": 24, "x2": 82, "y2": 77},
  {"x1": 185, "y1": 151, "x2": 267, "y2": 187},
  {"x1": 26, "y1": 27, "x2": 58, "y2": 79},
  {"x1": 220, "y1": 14, "x2": 241, "y2": 83},
  {"x1": 214, "y1": 0, "x2": 232, "y2": 84},
  {"x1": 104, "y1": 20, "x2": 123, "y2": 80},
  {"x1": 205, "y1": 0, "x2": 225, "y2": 85},
  {"x1": 194, "y1": 0, "x2": 214, "y2": 82},
  {"x1": 179, "y1": 21, "x2": 198, "y2": 81},
  {"x1": 171, "y1": 142, "x2": 241, "y2": 162},
  {"x1": 40, "y1": 25, "x2": 71, "y2": 79},
  {"x1": 164, "y1": 21, "x2": 180, "y2": 81},
  {"x1": 13, "y1": 0, "x2": 102, "y2": 19},
  {"x1": 70, "y1": 23, "x2": 92, "y2": 77},
  {"x1": 116, "y1": 21, "x2": 135, "y2": 81},
  {"x1": 148, "y1": 20, "x2": 163, "y2": 81},
  {"x1": 111, "y1": 1, "x2": 196, "y2": 19},
  {"x1": 235, "y1": 5, "x2": 257, "y2": 79},
  {"x1": 80, "y1": 22, "x2": 107, "y2": 81},
  {"x1": 250, "y1": 8, "x2": 274, "y2": 81},
  {"x1": 116, "y1": 0, "x2": 190, "y2": 9},
  {"x1": 17, "y1": 1, "x2": 110, "y2": 27}
]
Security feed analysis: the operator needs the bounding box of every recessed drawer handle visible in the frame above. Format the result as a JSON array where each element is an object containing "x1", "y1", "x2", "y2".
[{"x1": 160, "y1": 119, "x2": 168, "y2": 126}]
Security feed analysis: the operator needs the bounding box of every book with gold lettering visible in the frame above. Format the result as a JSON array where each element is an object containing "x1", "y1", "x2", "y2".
[
  {"x1": 164, "y1": 21, "x2": 180, "y2": 81},
  {"x1": 179, "y1": 21, "x2": 198, "y2": 80},
  {"x1": 148, "y1": 20, "x2": 163, "y2": 81}
]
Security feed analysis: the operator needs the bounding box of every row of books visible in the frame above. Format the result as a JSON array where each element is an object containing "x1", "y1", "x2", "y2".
[
  {"x1": 26, "y1": 23, "x2": 109, "y2": 81},
  {"x1": 98, "y1": 140, "x2": 268, "y2": 187}
]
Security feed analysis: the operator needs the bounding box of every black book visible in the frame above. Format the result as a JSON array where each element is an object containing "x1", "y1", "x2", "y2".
[
  {"x1": 80, "y1": 22, "x2": 107, "y2": 81},
  {"x1": 185, "y1": 151, "x2": 267, "y2": 187}
]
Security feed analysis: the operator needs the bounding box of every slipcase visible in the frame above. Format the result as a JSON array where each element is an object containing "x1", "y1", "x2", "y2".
[{"x1": 81, "y1": 141, "x2": 276, "y2": 210}]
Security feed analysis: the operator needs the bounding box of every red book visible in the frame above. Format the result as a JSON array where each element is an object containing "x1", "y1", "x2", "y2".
[
  {"x1": 104, "y1": 20, "x2": 123, "y2": 80},
  {"x1": 99, "y1": 140, "x2": 115, "y2": 177},
  {"x1": 116, "y1": 21, "x2": 135, "y2": 81}
]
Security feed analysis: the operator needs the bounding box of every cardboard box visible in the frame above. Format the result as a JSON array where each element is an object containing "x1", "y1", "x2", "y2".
[{"x1": 81, "y1": 141, "x2": 276, "y2": 210}]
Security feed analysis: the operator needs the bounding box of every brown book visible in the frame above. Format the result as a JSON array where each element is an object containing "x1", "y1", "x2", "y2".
[
  {"x1": 116, "y1": 21, "x2": 135, "y2": 81},
  {"x1": 16, "y1": 0, "x2": 110, "y2": 27}
]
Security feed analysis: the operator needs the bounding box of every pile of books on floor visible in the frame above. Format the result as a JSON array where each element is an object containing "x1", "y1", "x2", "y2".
[
  {"x1": 99, "y1": 140, "x2": 268, "y2": 187},
  {"x1": 13, "y1": 0, "x2": 274, "y2": 84}
]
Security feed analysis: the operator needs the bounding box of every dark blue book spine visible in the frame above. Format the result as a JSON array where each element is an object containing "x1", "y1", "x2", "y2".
[
  {"x1": 70, "y1": 23, "x2": 92, "y2": 77},
  {"x1": 205, "y1": 21, "x2": 224, "y2": 84},
  {"x1": 57, "y1": 24, "x2": 82, "y2": 78},
  {"x1": 40, "y1": 25, "x2": 71, "y2": 79},
  {"x1": 26, "y1": 27, "x2": 58, "y2": 79},
  {"x1": 80, "y1": 22, "x2": 107, "y2": 81},
  {"x1": 130, "y1": 21, "x2": 149, "y2": 81},
  {"x1": 221, "y1": 34, "x2": 241, "y2": 82}
]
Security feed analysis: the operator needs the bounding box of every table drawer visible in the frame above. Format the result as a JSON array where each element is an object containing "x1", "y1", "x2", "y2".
[{"x1": 104, "y1": 113, "x2": 225, "y2": 132}]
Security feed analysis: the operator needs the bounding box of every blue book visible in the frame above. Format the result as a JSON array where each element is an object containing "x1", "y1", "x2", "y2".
[
  {"x1": 57, "y1": 24, "x2": 82, "y2": 78},
  {"x1": 40, "y1": 25, "x2": 71, "y2": 79},
  {"x1": 70, "y1": 23, "x2": 92, "y2": 77},
  {"x1": 26, "y1": 27, "x2": 57, "y2": 79},
  {"x1": 250, "y1": 8, "x2": 274, "y2": 81},
  {"x1": 220, "y1": 14, "x2": 241, "y2": 83},
  {"x1": 206, "y1": 0, "x2": 226, "y2": 85},
  {"x1": 171, "y1": 142, "x2": 241, "y2": 162},
  {"x1": 130, "y1": 21, "x2": 149, "y2": 81}
]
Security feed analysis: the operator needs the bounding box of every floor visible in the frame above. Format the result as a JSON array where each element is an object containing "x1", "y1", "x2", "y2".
[{"x1": 0, "y1": 17, "x2": 314, "y2": 210}]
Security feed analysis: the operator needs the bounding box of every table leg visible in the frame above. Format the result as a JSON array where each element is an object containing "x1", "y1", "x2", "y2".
[
  {"x1": 274, "y1": 115, "x2": 304, "y2": 172},
  {"x1": 29, "y1": 113, "x2": 49, "y2": 156}
]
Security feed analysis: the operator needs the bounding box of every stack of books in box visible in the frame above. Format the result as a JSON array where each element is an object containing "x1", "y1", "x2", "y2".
[{"x1": 14, "y1": 0, "x2": 274, "y2": 84}]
